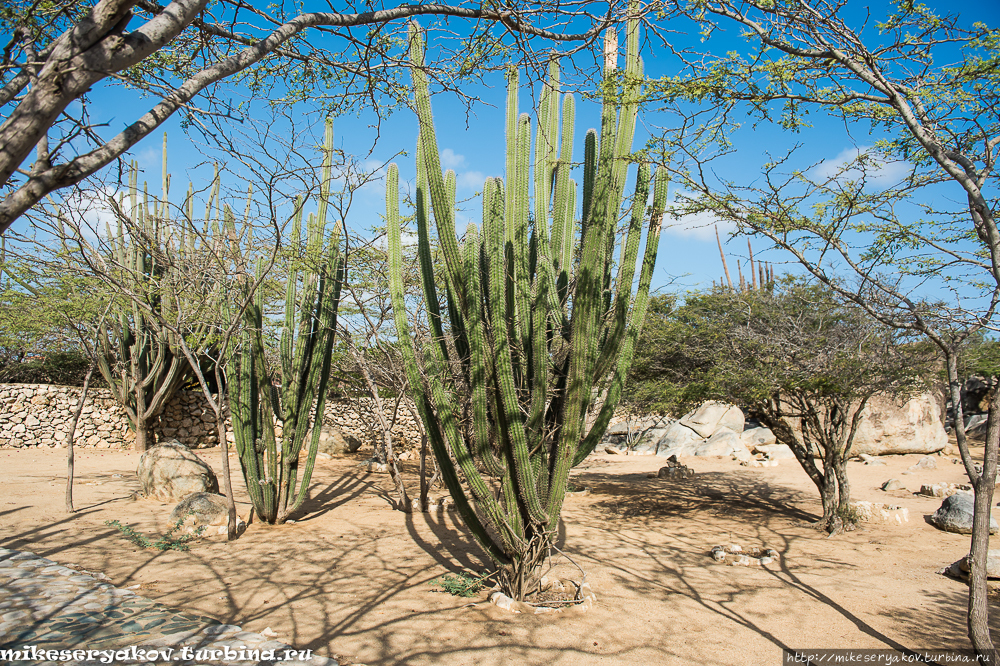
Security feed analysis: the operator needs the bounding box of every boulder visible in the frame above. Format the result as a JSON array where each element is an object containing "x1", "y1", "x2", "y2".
[
  {"x1": 315, "y1": 426, "x2": 363, "y2": 455},
  {"x1": 929, "y1": 493, "x2": 998, "y2": 535},
  {"x1": 849, "y1": 501, "x2": 909, "y2": 525},
  {"x1": 957, "y1": 550, "x2": 1000, "y2": 578},
  {"x1": 631, "y1": 427, "x2": 669, "y2": 455},
  {"x1": 694, "y1": 427, "x2": 742, "y2": 457},
  {"x1": 731, "y1": 444, "x2": 754, "y2": 463},
  {"x1": 849, "y1": 392, "x2": 947, "y2": 456},
  {"x1": 755, "y1": 443, "x2": 796, "y2": 460},
  {"x1": 881, "y1": 479, "x2": 904, "y2": 491},
  {"x1": 909, "y1": 455, "x2": 936, "y2": 471},
  {"x1": 654, "y1": 421, "x2": 703, "y2": 457},
  {"x1": 168, "y1": 492, "x2": 243, "y2": 536},
  {"x1": 679, "y1": 402, "x2": 745, "y2": 438},
  {"x1": 741, "y1": 427, "x2": 776, "y2": 450},
  {"x1": 137, "y1": 440, "x2": 218, "y2": 502}
]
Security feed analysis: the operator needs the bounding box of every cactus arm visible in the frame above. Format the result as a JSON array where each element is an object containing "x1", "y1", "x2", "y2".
[
  {"x1": 408, "y1": 25, "x2": 469, "y2": 313},
  {"x1": 287, "y1": 235, "x2": 344, "y2": 518},
  {"x1": 386, "y1": 164, "x2": 513, "y2": 561},
  {"x1": 464, "y1": 222, "x2": 503, "y2": 477},
  {"x1": 593, "y1": 162, "x2": 650, "y2": 382},
  {"x1": 573, "y1": 168, "x2": 666, "y2": 467}
]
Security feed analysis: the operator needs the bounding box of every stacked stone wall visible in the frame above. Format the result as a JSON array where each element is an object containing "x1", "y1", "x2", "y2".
[{"x1": 0, "y1": 384, "x2": 427, "y2": 451}]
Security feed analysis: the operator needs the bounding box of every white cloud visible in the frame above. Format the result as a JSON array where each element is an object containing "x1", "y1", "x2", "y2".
[
  {"x1": 457, "y1": 171, "x2": 487, "y2": 191},
  {"x1": 810, "y1": 145, "x2": 912, "y2": 187},
  {"x1": 440, "y1": 148, "x2": 465, "y2": 170},
  {"x1": 661, "y1": 189, "x2": 736, "y2": 241}
]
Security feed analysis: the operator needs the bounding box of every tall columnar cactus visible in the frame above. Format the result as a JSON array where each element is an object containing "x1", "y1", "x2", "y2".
[
  {"x1": 226, "y1": 119, "x2": 345, "y2": 525},
  {"x1": 96, "y1": 134, "x2": 199, "y2": 452},
  {"x1": 388, "y1": 19, "x2": 666, "y2": 600}
]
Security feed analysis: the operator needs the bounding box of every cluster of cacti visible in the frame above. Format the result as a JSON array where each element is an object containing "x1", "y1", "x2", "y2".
[
  {"x1": 387, "y1": 18, "x2": 666, "y2": 600},
  {"x1": 715, "y1": 230, "x2": 775, "y2": 292},
  {"x1": 95, "y1": 134, "x2": 219, "y2": 452},
  {"x1": 226, "y1": 119, "x2": 345, "y2": 525}
]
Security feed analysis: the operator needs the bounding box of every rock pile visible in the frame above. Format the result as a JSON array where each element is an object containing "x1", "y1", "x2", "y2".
[
  {"x1": 710, "y1": 544, "x2": 779, "y2": 566},
  {"x1": 848, "y1": 501, "x2": 909, "y2": 525},
  {"x1": 0, "y1": 382, "x2": 426, "y2": 453},
  {"x1": 657, "y1": 455, "x2": 694, "y2": 480}
]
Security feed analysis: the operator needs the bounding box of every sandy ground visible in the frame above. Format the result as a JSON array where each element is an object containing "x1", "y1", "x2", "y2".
[{"x1": 0, "y1": 443, "x2": 996, "y2": 665}]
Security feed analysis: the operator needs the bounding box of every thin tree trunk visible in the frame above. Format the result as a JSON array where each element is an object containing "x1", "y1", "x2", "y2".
[
  {"x1": 214, "y1": 363, "x2": 238, "y2": 540},
  {"x1": 349, "y1": 341, "x2": 411, "y2": 511},
  {"x1": 404, "y1": 397, "x2": 431, "y2": 511},
  {"x1": 969, "y1": 392, "x2": 999, "y2": 662},
  {"x1": 66, "y1": 366, "x2": 95, "y2": 513}
]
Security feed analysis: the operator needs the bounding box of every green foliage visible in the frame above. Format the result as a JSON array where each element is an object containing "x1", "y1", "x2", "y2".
[
  {"x1": 104, "y1": 516, "x2": 204, "y2": 552},
  {"x1": 388, "y1": 13, "x2": 665, "y2": 601},
  {"x1": 628, "y1": 281, "x2": 933, "y2": 416},
  {"x1": 226, "y1": 118, "x2": 345, "y2": 526},
  {"x1": 0, "y1": 351, "x2": 101, "y2": 386},
  {"x1": 429, "y1": 572, "x2": 490, "y2": 598}
]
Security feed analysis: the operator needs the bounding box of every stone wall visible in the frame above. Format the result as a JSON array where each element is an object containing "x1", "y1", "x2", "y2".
[{"x1": 0, "y1": 383, "x2": 425, "y2": 451}]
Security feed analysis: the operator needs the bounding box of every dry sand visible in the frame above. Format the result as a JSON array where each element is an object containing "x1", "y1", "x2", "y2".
[{"x1": 0, "y1": 444, "x2": 995, "y2": 665}]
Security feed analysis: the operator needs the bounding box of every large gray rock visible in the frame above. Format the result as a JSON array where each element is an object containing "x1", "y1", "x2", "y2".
[
  {"x1": 694, "y1": 427, "x2": 742, "y2": 457},
  {"x1": 755, "y1": 443, "x2": 796, "y2": 460},
  {"x1": 850, "y1": 392, "x2": 947, "y2": 456},
  {"x1": 315, "y1": 426, "x2": 363, "y2": 455},
  {"x1": 929, "y1": 493, "x2": 998, "y2": 535},
  {"x1": 958, "y1": 550, "x2": 1000, "y2": 578},
  {"x1": 679, "y1": 402, "x2": 745, "y2": 438},
  {"x1": 168, "y1": 492, "x2": 242, "y2": 536},
  {"x1": 741, "y1": 427, "x2": 776, "y2": 450},
  {"x1": 137, "y1": 440, "x2": 218, "y2": 502},
  {"x1": 631, "y1": 427, "x2": 669, "y2": 454},
  {"x1": 654, "y1": 421, "x2": 704, "y2": 457}
]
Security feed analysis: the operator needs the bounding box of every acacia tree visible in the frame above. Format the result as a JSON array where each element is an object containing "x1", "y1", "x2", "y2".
[
  {"x1": 0, "y1": 0, "x2": 614, "y2": 233},
  {"x1": 651, "y1": 0, "x2": 1000, "y2": 656},
  {"x1": 628, "y1": 283, "x2": 930, "y2": 533}
]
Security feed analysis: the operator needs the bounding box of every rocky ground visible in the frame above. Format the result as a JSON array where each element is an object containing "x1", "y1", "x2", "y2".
[{"x1": 0, "y1": 443, "x2": 996, "y2": 665}]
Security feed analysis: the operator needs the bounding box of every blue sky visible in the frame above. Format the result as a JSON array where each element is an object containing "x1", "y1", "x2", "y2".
[{"x1": 16, "y1": 0, "x2": 1000, "y2": 303}]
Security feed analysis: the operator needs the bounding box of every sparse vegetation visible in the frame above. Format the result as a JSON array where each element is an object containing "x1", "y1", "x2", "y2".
[{"x1": 104, "y1": 516, "x2": 205, "y2": 552}]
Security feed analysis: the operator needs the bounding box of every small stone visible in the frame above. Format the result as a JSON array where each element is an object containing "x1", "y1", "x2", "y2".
[
  {"x1": 909, "y1": 455, "x2": 937, "y2": 471},
  {"x1": 881, "y1": 479, "x2": 903, "y2": 491}
]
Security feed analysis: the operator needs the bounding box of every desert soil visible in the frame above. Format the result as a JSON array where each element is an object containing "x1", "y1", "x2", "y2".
[{"x1": 0, "y1": 444, "x2": 995, "y2": 665}]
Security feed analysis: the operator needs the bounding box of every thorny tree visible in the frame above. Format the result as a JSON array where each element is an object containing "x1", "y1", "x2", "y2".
[
  {"x1": 649, "y1": 0, "x2": 1000, "y2": 657},
  {"x1": 628, "y1": 283, "x2": 931, "y2": 534},
  {"x1": 0, "y1": 0, "x2": 617, "y2": 233}
]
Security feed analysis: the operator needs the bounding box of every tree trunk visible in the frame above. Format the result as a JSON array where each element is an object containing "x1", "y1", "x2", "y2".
[
  {"x1": 133, "y1": 424, "x2": 156, "y2": 452},
  {"x1": 969, "y1": 393, "x2": 999, "y2": 662},
  {"x1": 213, "y1": 365, "x2": 239, "y2": 540},
  {"x1": 66, "y1": 366, "x2": 95, "y2": 513}
]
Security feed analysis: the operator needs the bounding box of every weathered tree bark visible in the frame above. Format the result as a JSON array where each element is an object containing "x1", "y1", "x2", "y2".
[
  {"x1": 213, "y1": 363, "x2": 238, "y2": 540},
  {"x1": 968, "y1": 391, "x2": 999, "y2": 661},
  {"x1": 0, "y1": 1, "x2": 605, "y2": 233},
  {"x1": 66, "y1": 365, "x2": 95, "y2": 513}
]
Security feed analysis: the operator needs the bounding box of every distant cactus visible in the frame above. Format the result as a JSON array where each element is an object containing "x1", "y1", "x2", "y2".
[
  {"x1": 388, "y1": 17, "x2": 665, "y2": 600},
  {"x1": 225, "y1": 119, "x2": 345, "y2": 525},
  {"x1": 96, "y1": 134, "x2": 196, "y2": 452}
]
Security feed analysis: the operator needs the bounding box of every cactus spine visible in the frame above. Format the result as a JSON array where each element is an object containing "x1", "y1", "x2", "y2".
[
  {"x1": 226, "y1": 118, "x2": 345, "y2": 525},
  {"x1": 389, "y1": 15, "x2": 665, "y2": 600}
]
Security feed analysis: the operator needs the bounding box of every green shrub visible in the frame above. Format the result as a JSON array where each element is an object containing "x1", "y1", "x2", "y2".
[
  {"x1": 105, "y1": 514, "x2": 204, "y2": 552},
  {"x1": 429, "y1": 572, "x2": 490, "y2": 598}
]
